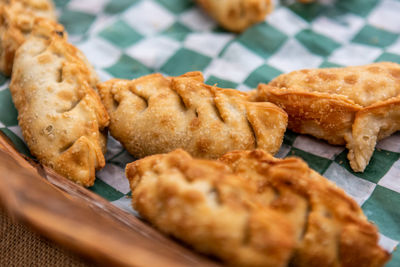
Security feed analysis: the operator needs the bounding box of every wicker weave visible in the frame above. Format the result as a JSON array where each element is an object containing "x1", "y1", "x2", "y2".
[{"x1": 0, "y1": 208, "x2": 94, "y2": 267}]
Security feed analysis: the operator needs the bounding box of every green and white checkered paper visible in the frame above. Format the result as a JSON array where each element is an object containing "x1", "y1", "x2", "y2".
[{"x1": 1, "y1": 0, "x2": 399, "y2": 264}]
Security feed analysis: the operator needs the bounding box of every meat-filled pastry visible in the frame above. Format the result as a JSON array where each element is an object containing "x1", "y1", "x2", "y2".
[
  {"x1": 254, "y1": 62, "x2": 400, "y2": 172},
  {"x1": 98, "y1": 72, "x2": 287, "y2": 160},
  {"x1": 0, "y1": 0, "x2": 55, "y2": 75},
  {"x1": 10, "y1": 19, "x2": 109, "y2": 186},
  {"x1": 195, "y1": 0, "x2": 272, "y2": 32},
  {"x1": 126, "y1": 149, "x2": 390, "y2": 267}
]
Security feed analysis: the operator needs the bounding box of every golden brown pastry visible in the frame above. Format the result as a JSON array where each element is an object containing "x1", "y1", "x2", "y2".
[
  {"x1": 98, "y1": 71, "x2": 287, "y2": 160},
  {"x1": 195, "y1": 0, "x2": 272, "y2": 32},
  {"x1": 10, "y1": 19, "x2": 109, "y2": 186},
  {"x1": 126, "y1": 149, "x2": 390, "y2": 267},
  {"x1": 254, "y1": 62, "x2": 400, "y2": 172},
  {"x1": 0, "y1": 0, "x2": 55, "y2": 75}
]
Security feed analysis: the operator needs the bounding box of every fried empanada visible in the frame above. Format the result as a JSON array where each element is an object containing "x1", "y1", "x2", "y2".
[
  {"x1": 10, "y1": 19, "x2": 109, "y2": 186},
  {"x1": 0, "y1": 0, "x2": 55, "y2": 75},
  {"x1": 196, "y1": 0, "x2": 272, "y2": 32},
  {"x1": 254, "y1": 62, "x2": 400, "y2": 172},
  {"x1": 98, "y1": 72, "x2": 287, "y2": 160},
  {"x1": 126, "y1": 149, "x2": 389, "y2": 267}
]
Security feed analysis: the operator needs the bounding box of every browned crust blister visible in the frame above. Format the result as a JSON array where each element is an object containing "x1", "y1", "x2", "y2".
[
  {"x1": 0, "y1": 0, "x2": 55, "y2": 75},
  {"x1": 10, "y1": 19, "x2": 109, "y2": 186},
  {"x1": 98, "y1": 71, "x2": 287, "y2": 160},
  {"x1": 195, "y1": 0, "x2": 272, "y2": 32},
  {"x1": 126, "y1": 149, "x2": 390, "y2": 267},
  {"x1": 254, "y1": 62, "x2": 400, "y2": 172}
]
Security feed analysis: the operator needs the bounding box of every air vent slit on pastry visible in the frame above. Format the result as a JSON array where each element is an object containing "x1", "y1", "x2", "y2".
[
  {"x1": 241, "y1": 215, "x2": 252, "y2": 245},
  {"x1": 56, "y1": 64, "x2": 63, "y2": 83},
  {"x1": 58, "y1": 141, "x2": 74, "y2": 154},
  {"x1": 57, "y1": 97, "x2": 82, "y2": 114},
  {"x1": 334, "y1": 233, "x2": 342, "y2": 267},
  {"x1": 111, "y1": 94, "x2": 120, "y2": 111},
  {"x1": 129, "y1": 84, "x2": 149, "y2": 110},
  {"x1": 175, "y1": 88, "x2": 189, "y2": 111},
  {"x1": 246, "y1": 115, "x2": 258, "y2": 148},
  {"x1": 171, "y1": 78, "x2": 191, "y2": 110},
  {"x1": 298, "y1": 204, "x2": 311, "y2": 242},
  {"x1": 212, "y1": 99, "x2": 225, "y2": 123}
]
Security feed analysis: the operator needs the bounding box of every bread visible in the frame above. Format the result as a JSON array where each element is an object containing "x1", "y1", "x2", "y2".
[
  {"x1": 195, "y1": 0, "x2": 272, "y2": 32},
  {"x1": 254, "y1": 62, "x2": 400, "y2": 172},
  {"x1": 126, "y1": 149, "x2": 390, "y2": 267},
  {"x1": 10, "y1": 19, "x2": 109, "y2": 186},
  {"x1": 0, "y1": 0, "x2": 55, "y2": 75},
  {"x1": 98, "y1": 71, "x2": 287, "y2": 160}
]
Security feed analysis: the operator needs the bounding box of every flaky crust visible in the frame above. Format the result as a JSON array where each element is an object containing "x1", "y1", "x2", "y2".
[
  {"x1": 0, "y1": 0, "x2": 55, "y2": 75},
  {"x1": 126, "y1": 149, "x2": 389, "y2": 267},
  {"x1": 98, "y1": 72, "x2": 287, "y2": 160},
  {"x1": 255, "y1": 62, "x2": 400, "y2": 172},
  {"x1": 10, "y1": 19, "x2": 109, "y2": 186},
  {"x1": 196, "y1": 0, "x2": 272, "y2": 32}
]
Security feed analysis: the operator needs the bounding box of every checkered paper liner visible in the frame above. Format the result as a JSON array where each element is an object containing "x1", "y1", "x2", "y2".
[{"x1": 1, "y1": 0, "x2": 399, "y2": 264}]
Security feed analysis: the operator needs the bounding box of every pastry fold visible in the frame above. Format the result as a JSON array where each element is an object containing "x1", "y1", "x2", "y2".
[
  {"x1": 98, "y1": 72, "x2": 287, "y2": 160},
  {"x1": 0, "y1": 0, "x2": 55, "y2": 75},
  {"x1": 254, "y1": 62, "x2": 400, "y2": 172},
  {"x1": 126, "y1": 149, "x2": 390, "y2": 267},
  {"x1": 10, "y1": 19, "x2": 109, "y2": 186},
  {"x1": 195, "y1": 0, "x2": 272, "y2": 32}
]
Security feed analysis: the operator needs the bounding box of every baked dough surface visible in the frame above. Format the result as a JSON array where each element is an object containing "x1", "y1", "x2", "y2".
[
  {"x1": 10, "y1": 19, "x2": 109, "y2": 186},
  {"x1": 196, "y1": 0, "x2": 272, "y2": 32},
  {"x1": 0, "y1": 0, "x2": 55, "y2": 75},
  {"x1": 126, "y1": 149, "x2": 390, "y2": 267},
  {"x1": 255, "y1": 62, "x2": 400, "y2": 172},
  {"x1": 98, "y1": 72, "x2": 287, "y2": 160}
]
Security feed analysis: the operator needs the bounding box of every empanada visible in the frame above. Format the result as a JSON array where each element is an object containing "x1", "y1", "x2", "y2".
[
  {"x1": 10, "y1": 19, "x2": 109, "y2": 186},
  {"x1": 195, "y1": 0, "x2": 272, "y2": 32},
  {"x1": 98, "y1": 72, "x2": 287, "y2": 160},
  {"x1": 254, "y1": 62, "x2": 400, "y2": 172},
  {"x1": 0, "y1": 0, "x2": 55, "y2": 75},
  {"x1": 126, "y1": 149, "x2": 389, "y2": 267}
]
